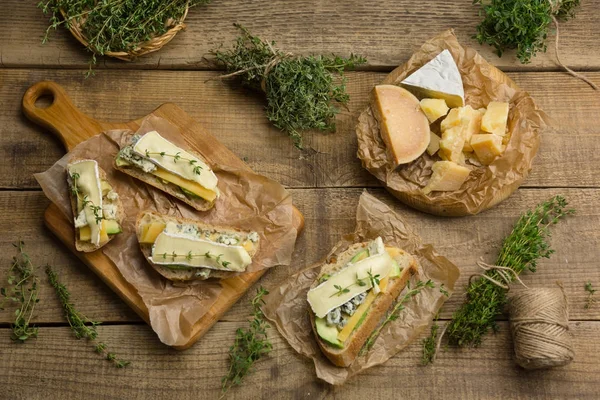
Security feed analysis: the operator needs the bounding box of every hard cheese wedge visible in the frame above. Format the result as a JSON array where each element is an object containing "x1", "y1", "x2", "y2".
[
  {"x1": 462, "y1": 107, "x2": 485, "y2": 152},
  {"x1": 423, "y1": 161, "x2": 470, "y2": 194},
  {"x1": 427, "y1": 132, "x2": 441, "y2": 156},
  {"x1": 401, "y1": 49, "x2": 465, "y2": 108},
  {"x1": 373, "y1": 85, "x2": 430, "y2": 166},
  {"x1": 307, "y1": 252, "x2": 393, "y2": 318},
  {"x1": 420, "y1": 98, "x2": 449, "y2": 123},
  {"x1": 470, "y1": 134, "x2": 504, "y2": 165},
  {"x1": 439, "y1": 126, "x2": 465, "y2": 163},
  {"x1": 481, "y1": 102, "x2": 509, "y2": 136}
]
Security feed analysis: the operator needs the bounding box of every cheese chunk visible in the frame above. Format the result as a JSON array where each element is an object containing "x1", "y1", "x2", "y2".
[
  {"x1": 481, "y1": 102, "x2": 509, "y2": 136},
  {"x1": 373, "y1": 85, "x2": 430, "y2": 166},
  {"x1": 307, "y1": 252, "x2": 393, "y2": 318},
  {"x1": 133, "y1": 131, "x2": 218, "y2": 191},
  {"x1": 439, "y1": 126, "x2": 465, "y2": 163},
  {"x1": 151, "y1": 223, "x2": 252, "y2": 272},
  {"x1": 470, "y1": 134, "x2": 504, "y2": 165},
  {"x1": 427, "y1": 132, "x2": 441, "y2": 156},
  {"x1": 462, "y1": 107, "x2": 485, "y2": 152},
  {"x1": 67, "y1": 160, "x2": 103, "y2": 246},
  {"x1": 420, "y1": 98, "x2": 449, "y2": 123},
  {"x1": 423, "y1": 161, "x2": 470, "y2": 194},
  {"x1": 401, "y1": 49, "x2": 465, "y2": 108},
  {"x1": 440, "y1": 107, "x2": 466, "y2": 132}
]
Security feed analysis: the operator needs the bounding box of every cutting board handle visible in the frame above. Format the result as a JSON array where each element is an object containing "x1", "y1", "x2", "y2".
[{"x1": 22, "y1": 81, "x2": 105, "y2": 151}]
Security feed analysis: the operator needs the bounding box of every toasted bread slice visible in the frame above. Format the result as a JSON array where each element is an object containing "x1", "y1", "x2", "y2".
[
  {"x1": 136, "y1": 211, "x2": 260, "y2": 281},
  {"x1": 114, "y1": 131, "x2": 216, "y2": 212},
  {"x1": 309, "y1": 242, "x2": 418, "y2": 367},
  {"x1": 68, "y1": 158, "x2": 124, "y2": 253}
]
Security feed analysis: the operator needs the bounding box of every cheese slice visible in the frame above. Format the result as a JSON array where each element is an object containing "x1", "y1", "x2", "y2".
[
  {"x1": 401, "y1": 49, "x2": 465, "y2": 108},
  {"x1": 420, "y1": 98, "x2": 449, "y2": 123},
  {"x1": 373, "y1": 85, "x2": 430, "y2": 166},
  {"x1": 423, "y1": 161, "x2": 470, "y2": 194},
  {"x1": 151, "y1": 167, "x2": 217, "y2": 202},
  {"x1": 67, "y1": 160, "x2": 102, "y2": 246},
  {"x1": 481, "y1": 102, "x2": 509, "y2": 136},
  {"x1": 427, "y1": 132, "x2": 441, "y2": 156},
  {"x1": 150, "y1": 224, "x2": 252, "y2": 272},
  {"x1": 307, "y1": 252, "x2": 393, "y2": 318},
  {"x1": 133, "y1": 131, "x2": 218, "y2": 191},
  {"x1": 470, "y1": 134, "x2": 504, "y2": 165}
]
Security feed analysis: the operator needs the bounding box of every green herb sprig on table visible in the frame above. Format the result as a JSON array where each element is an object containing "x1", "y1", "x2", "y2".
[
  {"x1": 421, "y1": 318, "x2": 440, "y2": 366},
  {"x1": 38, "y1": 0, "x2": 211, "y2": 76},
  {"x1": 584, "y1": 281, "x2": 596, "y2": 309},
  {"x1": 361, "y1": 279, "x2": 435, "y2": 354},
  {"x1": 221, "y1": 287, "x2": 272, "y2": 396},
  {"x1": 0, "y1": 241, "x2": 40, "y2": 342},
  {"x1": 212, "y1": 24, "x2": 366, "y2": 148},
  {"x1": 46, "y1": 265, "x2": 130, "y2": 368},
  {"x1": 446, "y1": 195, "x2": 574, "y2": 348}
]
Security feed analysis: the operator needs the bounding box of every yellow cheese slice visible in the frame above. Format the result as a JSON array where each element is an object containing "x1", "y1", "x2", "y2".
[
  {"x1": 481, "y1": 102, "x2": 509, "y2": 136},
  {"x1": 427, "y1": 132, "x2": 441, "y2": 156},
  {"x1": 307, "y1": 252, "x2": 393, "y2": 318},
  {"x1": 337, "y1": 277, "x2": 389, "y2": 342},
  {"x1": 470, "y1": 134, "x2": 504, "y2": 165},
  {"x1": 139, "y1": 222, "x2": 167, "y2": 244},
  {"x1": 68, "y1": 160, "x2": 103, "y2": 246},
  {"x1": 79, "y1": 220, "x2": 108, "y2": 243},
  {"x1": 420, "y1": 98, "x2": 449, "y2": 123},
  {"x1": 373, "y1": 85, "x2": 430, "y2": 166},
  {"x1": 423, "y1": 161, "x2": 470, "y2": 194},
  {"x1": 152, "y1": 167, "x2": 217, "y2": 202}
]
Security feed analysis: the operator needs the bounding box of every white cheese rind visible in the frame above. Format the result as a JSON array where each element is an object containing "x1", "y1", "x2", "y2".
[
  {"x1": 307, "y1": 251, "x2": 393, "y2": 318},
  {"x1": 133, "y1": 131, "x2": 218, "y2": 191},
  {"x1": 401, "y1": 49, "x2": 465, "y2": 108},
  {"x1": 67, "y1": 160, "x2": 103, "y2": 246},
  {"x1": 150, "y1": 224, "x2": 252, "y2": 272}
]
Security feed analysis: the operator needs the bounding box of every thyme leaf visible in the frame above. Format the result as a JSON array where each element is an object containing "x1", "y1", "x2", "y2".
[{"x1": 585, "y1": 281, "x2": 596, "y2": 309}]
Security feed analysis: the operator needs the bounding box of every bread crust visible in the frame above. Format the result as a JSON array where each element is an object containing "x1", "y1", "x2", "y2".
[
  {"x1": 309, "y1": 242, "x2": 419, "y2": 367},
  {"x1": 68, "y1": 158, "x2": 124, "y2": 253},
  {"x1": 136, "y1": 211, "x2": 259, "y2": 281},
  {"x1": 114, "y1": 131, "x2": 216, "y2": 212}
]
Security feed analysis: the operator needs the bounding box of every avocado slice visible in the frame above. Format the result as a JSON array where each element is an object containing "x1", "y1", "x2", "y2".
[
  {"x1": 104, "y1": 219, "x2": 122, "y2": 235},
  {"x1": 180, "y1": 187, "x2": 201, "y2": 200},
  {"x1": 315, "y1": 317, "x2": 343, "y2": 348},
  {"x1": 390, "y1": 260, "x2": 402, "y2": 278},
  {"x1": 350, "y1": 248, "x2": 369, "y2": 263}
]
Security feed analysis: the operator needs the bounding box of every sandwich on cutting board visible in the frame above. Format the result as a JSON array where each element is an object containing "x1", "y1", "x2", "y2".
[
  {"x1": 371, "y1": 49, "x2": 511, "y2": 194},
  {"x1": 307, "y1": 237, "x2": 418, "y2": 367},
  {"x1": 66, "y1": 159, "x2": 123, "y2": 252},
  {"x1": 136, "y1": 211, "x2": 260, "y2": 280},
  {"x1": 114, "y1": 130, "x2": 220, "y2": 211}
]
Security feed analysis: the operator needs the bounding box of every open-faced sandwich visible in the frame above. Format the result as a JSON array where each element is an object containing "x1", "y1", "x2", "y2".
[
  {"x1": 114, "y1": 130, "x2": 219, "y2": 211},
  {"x1": 307, "y1": 237, "x2": 418, "y2": 367},
  {"x1": 66, "y1": 159, "x2": 123, "y2": 252},
  {"x1": 136, "y1": 211, "x2": 260, "y2": 281},
  {"x1": 371, "y1": 49, "x2": 510, "y2": 194}
]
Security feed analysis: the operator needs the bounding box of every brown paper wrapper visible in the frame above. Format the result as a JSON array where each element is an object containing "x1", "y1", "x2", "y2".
[
  {"x1": 35, "y1": 116, "x2": 298, "y2": 346},
  {"x1": 262, "y1": 191, "x2": 460, "y2": 384},
  {"x1": 356, "y1": 30, "x2": 549, "y2": 216}
]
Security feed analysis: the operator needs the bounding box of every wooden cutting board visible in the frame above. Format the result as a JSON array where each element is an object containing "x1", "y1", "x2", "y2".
[{"x1": 22, "y1": 81, "x2": 304, "y2": 350}]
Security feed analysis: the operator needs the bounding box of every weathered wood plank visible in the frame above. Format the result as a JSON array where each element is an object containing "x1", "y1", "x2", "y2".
[
  {"x1": 3, "y1": 0, "x2": 600, "y2": 71},
  {"x1": 1, "y1": 321, "x2": 599, "y2": 399},
  {"x1": 1, "y1": 188, "x2": 598, "y2": 325},
  {"x1": 1, "y1": 69, "x2": 599, "y2": 190}
]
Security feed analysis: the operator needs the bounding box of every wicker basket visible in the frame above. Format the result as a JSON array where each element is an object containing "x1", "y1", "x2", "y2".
[{"x1": 61, "y1": 6, "x2": 189, "y2": 62}]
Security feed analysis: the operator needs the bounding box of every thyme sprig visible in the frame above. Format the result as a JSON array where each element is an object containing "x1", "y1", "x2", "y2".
[
  {"x1": 144, "y1": 151, "x2": 203, "y2": 175},
  {"x1": 221, "y1": 287, "x2": 272, "y2": 396},
  {"x1": 329, "y1": 269, "x2": 381, "y2": 297},
  {"x1": 584, "y1": 281, "x2": 596, "y2": 309},
  {"x1": 159, "y1": 251, "x2": 231, "y2": 268},
  {"x1": 0, "y1": 241, "x2": 40, "y2": 343},
  {"x1": 38, "y1": 0, "x2": 211, "y2": 76},
  {"x1": 361, "y1": 279, "x2": 434, "y2": 354},
  {"x1": 421, "y1": 318, "x2": 440, "y2": 366},
  {"x1": 446, "y1": 195, "x2": 574, "y2": 348},
  {"x1": 473, "y1": 0, "x2": 580, "y2": 64},
  {"x1": 46, "y1": 265, "x2": 130, "y2": 368},
  {"x1": 212, "y1": 24, "x2": 366, "y2": 148}
]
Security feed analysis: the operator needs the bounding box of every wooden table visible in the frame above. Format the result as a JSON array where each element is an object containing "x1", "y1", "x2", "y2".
[{"x1": 1, "y1": 2, "x2": 600, "y2": 398}]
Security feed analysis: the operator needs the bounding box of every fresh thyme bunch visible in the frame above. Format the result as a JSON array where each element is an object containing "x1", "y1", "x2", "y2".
[
  {"x1": 46, "y1": 265, "x2": 130, "y2": 368},
  {"x1": 212, "y1": 24, "x2": 366, "y2": 147},
  {"x1": 0, "y1": 241, "x2": 40, "y2": 342},
  {"x1": 221, "y1": 287, "x2": 272, "y2": 396},
  {"x1": 38, "y1": 0, "x2": 210, "y2": 74},
  {"x1": 473, "y1": 0, "x2": 580, "y2": 64},
  {"x1": 446, "y1": 195, "x2": 574, "y2": 347}
]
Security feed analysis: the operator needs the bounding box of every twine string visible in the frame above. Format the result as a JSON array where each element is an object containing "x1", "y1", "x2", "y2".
[{"x1": 468, "y1": 259, "x2": 529, "y2": 290}]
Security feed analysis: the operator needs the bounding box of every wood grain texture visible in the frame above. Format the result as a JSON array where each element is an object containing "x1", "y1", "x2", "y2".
[
  {"x1": 1, "y1": 69, "x2": 599, "y2": 190},
  {"x1": 1, "y1": 188, "x2": 598, "y2": 325},
  {"x1": 2, "y1": 0, "x2": 600, "y2": 71},
  {"x1": 1, "y1": 321, "x2": 599, "y2": 399}
]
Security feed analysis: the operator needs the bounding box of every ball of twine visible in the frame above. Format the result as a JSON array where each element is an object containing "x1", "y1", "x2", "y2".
[{"x1": 509, "y1": 288, "x2": 574, "y2": 370}]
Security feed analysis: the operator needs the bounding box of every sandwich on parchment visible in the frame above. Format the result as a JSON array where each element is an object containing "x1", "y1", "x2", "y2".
[
  {"x1": 307, "y1": 237, "x2": 418, "y2": 367},
  {"x1": 66, "y1": 159, "x2": 123, "y2": 252},
  {"x1": 136, "y1": 211, "x2": 260, "y2": 281},
  {"x1": 114, "y1": 130, "x2": 220, "y2": 211}
]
